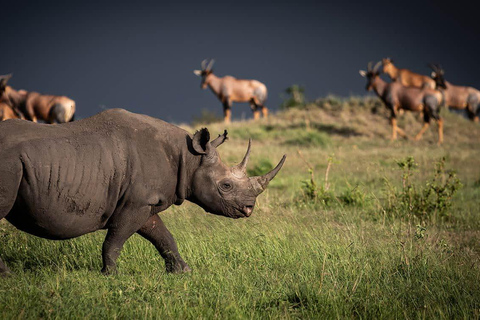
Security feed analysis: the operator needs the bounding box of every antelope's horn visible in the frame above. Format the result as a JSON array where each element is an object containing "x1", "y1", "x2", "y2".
[
  {"x1": 207, "y1": 59, "x2": 215, "y2": 71},
  {"x1": 373, "y1": 61, "x2": 382, "y2": 73}
]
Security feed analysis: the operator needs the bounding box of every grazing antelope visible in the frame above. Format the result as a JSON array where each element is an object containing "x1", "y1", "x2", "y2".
[
  {"x1": 429, "y1": 64, "x2": 480, "y2": 122},
  {"x1": 0, "y1": 74, "x2": 75, "y2": 124},
  {"x1": 359, "y1": 61, "x2": 444, "y2": 144},
  {"x1": 193, "y1": 59, "x2": 268, "y2": 124},
  {"x1": 382, "y1": 58, "x2": 436, "y2": 89}
]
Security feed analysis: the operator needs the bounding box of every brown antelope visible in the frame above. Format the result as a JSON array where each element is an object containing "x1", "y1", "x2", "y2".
[
  {"x1": 359, "y1": 61, "x2": 444, "y2": 144},
  {"x1": 0, "y1": 103, "x2": 20, "y2": 121},
  {"x1": 429, "y1": 64, "x2": 480, "y2": 122},
  {"x1": 193, "y1": 59, "x2": 268, "y2": 124},
  {"x1": 382, "y1": 58, "x2": 436, "y2": 89},
  {"x1": 0, "y1": 74, "x2": 75, "y2": 124}
]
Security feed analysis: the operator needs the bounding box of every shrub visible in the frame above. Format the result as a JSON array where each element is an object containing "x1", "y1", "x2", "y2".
[
  {"x1": 281, "y1": 85, "x2": 307, "y2": 109},
  {"x1": 299, "y1": 170, "x2": 336, "y2": 206},
  {"x1": 338, "y1": 184, "x2": 370, "y2": 207},
  {"x1": 192, "y1": 109, "x2": 223, "y2": 126},
  {"x1": 247, "y1": 158, "x2": 274, "y2": 176},
  {"x1": 383, "y1": 157, "x2": 462, "y2": 221},
  {"x1": 285, "y1": 130, "x2": 331, "y2": 147}
]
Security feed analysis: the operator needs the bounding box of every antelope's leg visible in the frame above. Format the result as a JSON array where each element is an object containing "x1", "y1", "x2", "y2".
[
  {"x1": 250, "y1": 102, "x2": 260, "y2": 120},
  {"x1": 223, "y1": 99, "x2": 232, "y2": 124},
  {"x1": 437, "y1": 118, "x2": 444, "y2": 145},
  {"x1": 396, "y1": 126, "x2": 408, "y2": 138},
  {"x1": 24, "y1": 101, "x2": 37, "y2": 122},
  {"x1": 390, "y1": 117, "x2": 398, "y2": 141},
  {"x1": 414, "y1": 123, "x2": 430, "y2": 141},
  {"x1": 253, "y1": 108, "x2": 260, "y2": 120},
  {"x1": 261, "y1": 106, "x2": 268, "y2": 118}
]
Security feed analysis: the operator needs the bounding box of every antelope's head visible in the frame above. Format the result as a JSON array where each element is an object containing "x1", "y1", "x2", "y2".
[
  {"x1": 428, "y1": 64, "x2": 447, "y2": 89},
  {"x1": 193, "y1": 59, "x2": 215, "y2": 89},
  {"x1": 359, "y1": 61, "x2": 382, "y2": 91},
  {"x1": 382, "y1": 57, "x2": 395, "y2": 74},
  {"x1": 0, "y1": 74, "x2": 12, "y2": 97}
]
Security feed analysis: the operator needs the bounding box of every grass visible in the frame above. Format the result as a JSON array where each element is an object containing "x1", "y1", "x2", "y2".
[{"x1": 1, "y1": 97, "x2": 480, "y2": 319}]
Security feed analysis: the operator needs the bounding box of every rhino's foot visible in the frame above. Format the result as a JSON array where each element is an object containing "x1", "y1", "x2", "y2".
[
  {"x1": 166, "y1": 260, "x2": 191, "y2": 274},
  {"x1": 101, "y1": 265, "x2": 118, "y2": 276},
  {"x1": 0, "y1": 269, "x2": 12, "y2": 278}
]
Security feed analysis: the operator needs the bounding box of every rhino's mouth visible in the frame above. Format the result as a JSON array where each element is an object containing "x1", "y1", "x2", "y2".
[
  {"x1": 232, "y1": 204, "x2": 254, "y2": 219},
  {"x1": 241, "y1": 205, "x2": 253, "y2": 217}
]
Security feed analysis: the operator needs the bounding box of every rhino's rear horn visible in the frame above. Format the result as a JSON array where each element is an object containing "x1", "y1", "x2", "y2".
[
  {"x1": 233, "y1": 139, "x2": 251, "y2": 176},
  {"x1": 251, "y1": 154, "x2": 287, "y2": 194}
]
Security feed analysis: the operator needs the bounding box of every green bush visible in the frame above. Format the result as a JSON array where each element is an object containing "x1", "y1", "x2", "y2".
[
  {"x1": 299, "y1": 172, "x2": 336, "y2": 206},
  {"x1": 247, "y1": 158, "x2": 274, "y2": 176},
  {"x1": 192, "y1": 109, "x2": 223, "y2": 126},
  {"x1": 281, "y1": 85, "x2": 307, "y2": 109},
  {"x1": 338, "y1": 185, "x2": 370, "y2": 207},
  {"x1": 285, "y1": 130, "x2": 331, "y2": 147},
  {"x1": 383, "y1": 157, "x2": 462, "y2": 221}
]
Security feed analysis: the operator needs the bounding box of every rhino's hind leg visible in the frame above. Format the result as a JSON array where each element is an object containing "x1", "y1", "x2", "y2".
[
  {"x1": 101, "y1": 206, "x2": 153, "y2": 275},
  {"x1": 0, "y1": 157, "x2": 23, "y2": 276},
  {"x1": 137, "y1": 214, "x2": 191, "y2": 273}
]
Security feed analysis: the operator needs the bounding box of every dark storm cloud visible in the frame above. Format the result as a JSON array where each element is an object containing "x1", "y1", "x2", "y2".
[{"x1": 2, "y1": 0, "x2": 479, "y2": 123}]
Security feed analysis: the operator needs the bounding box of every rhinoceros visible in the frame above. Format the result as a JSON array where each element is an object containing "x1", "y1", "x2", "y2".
[{"x1": 0, "y1": 109, "x2": 286, "y2": 275}]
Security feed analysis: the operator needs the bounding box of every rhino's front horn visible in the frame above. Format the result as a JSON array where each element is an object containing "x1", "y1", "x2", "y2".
[
  {"x1": 233, "y1": 139, "x2": 251, "y2": 177},
  {"x1": 251, "y1": 155, "x2": 287, "y2": 194}
]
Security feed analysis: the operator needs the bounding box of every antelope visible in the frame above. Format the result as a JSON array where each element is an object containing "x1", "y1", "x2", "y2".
[
  {"x1": 429, "y1": 64, "x2": 480, "y2": 122},
  {"x1": 0, "y1": 103, "x2": 20, "y2": 121},
  {"x1": 0, "y1": 75, "x2": 22, "y2": 121},
  {"x1": 193, "y1": 59, "x2": 268, "y2": 124},
  {"x1": 359, "y1": 61, "x2": 444, "y2": 144},
  {"x1": 382, "y1": 58, "x2": 436, "y2": 89},
  {"x1": 0, "y1": 74, "x2": 75, "y2": 124}
]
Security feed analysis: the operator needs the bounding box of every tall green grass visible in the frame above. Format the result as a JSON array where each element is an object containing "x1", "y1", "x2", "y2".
[{"x1": 1, "y1": 97, "x2": 479, "y2": 319}]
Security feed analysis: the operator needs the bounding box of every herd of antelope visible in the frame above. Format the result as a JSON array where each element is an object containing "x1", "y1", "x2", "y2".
[
  {"x1": 0, "y1": 74, "x2": 75, "y2": 123},
  {"x1": 1, "y1": 57, "x2": 479, "y2": 145},
  {"x1": 360, "y1": 58, "x2": 480, "y2": 144}
]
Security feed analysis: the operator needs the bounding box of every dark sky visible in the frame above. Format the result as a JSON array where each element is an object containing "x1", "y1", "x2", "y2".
[{"x1": 3, "y1": 0, "x2": 480, "y2": 123}]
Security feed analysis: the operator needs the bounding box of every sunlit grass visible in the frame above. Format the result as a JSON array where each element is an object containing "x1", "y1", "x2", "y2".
[{"x1": 1, "y1": 98, "x2": 479, "y2": 318}]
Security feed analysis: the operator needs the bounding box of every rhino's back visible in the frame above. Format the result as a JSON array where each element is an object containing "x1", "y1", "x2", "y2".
[
  {"x1": 2, "y1": 124, "x2": 128, "y2": 239},
  {"x1": 1, "y1": 109, "x2": 190, "y2": 239}
]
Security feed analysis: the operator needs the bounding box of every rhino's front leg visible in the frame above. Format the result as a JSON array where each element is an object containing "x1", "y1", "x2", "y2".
[{"x1": 137, "y1": 214, "x2": 191, "y2": 273}]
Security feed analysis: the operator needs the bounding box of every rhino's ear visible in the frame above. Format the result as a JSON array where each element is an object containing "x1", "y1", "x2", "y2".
[
  {"x1": 211, "y1": 130, "x2": 228, "y2": 148},
  {"x1": 192, "y1": 128, "x2": 211, "y2": 155}
]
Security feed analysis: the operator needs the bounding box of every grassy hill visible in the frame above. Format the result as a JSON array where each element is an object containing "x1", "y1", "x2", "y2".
[{"x1": 1, "y1": 97, "x2": 479, "y2": 319}]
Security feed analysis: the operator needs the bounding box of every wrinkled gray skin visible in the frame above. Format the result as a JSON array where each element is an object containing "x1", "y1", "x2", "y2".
[{"x1": 0, "y1": 109, "x2": 286, "y2": 276}]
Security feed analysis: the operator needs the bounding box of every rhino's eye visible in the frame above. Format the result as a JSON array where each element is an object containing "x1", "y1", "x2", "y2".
[{"x1": 219, "y1": 180, "x2": 233, "y2": 192}]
